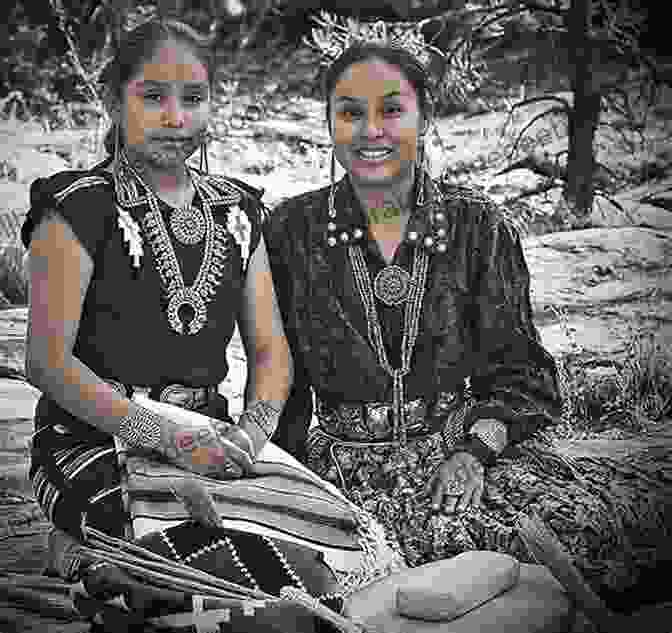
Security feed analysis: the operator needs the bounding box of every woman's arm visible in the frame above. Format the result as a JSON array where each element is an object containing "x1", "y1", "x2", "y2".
[
  {"x1": 236, "y1": 234, "x2": 294, "y2": 455},
  {"x1": 25, "y1": 213, "x2": 253, "y2": 475},
  {"x1": 262, "y1": 211, "x2": 314, "y2": 462},
  {"x1": 462, "y1": 215, "x2": 562, "y2": 463}
]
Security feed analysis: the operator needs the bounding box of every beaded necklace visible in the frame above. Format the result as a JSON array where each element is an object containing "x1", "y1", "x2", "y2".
[
  {"x1": 113, "y1": 151, "x2": 238, "y2": 335},
  {"x1": 326, "y1": 175, "x2": 444, "y2": 446}
]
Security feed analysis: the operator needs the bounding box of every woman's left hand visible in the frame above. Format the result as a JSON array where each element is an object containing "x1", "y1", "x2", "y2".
[{"x1": 425, "y1": 452, "x2": 485, "y2": 514}]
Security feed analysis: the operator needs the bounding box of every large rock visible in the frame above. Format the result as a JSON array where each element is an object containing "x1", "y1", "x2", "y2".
[{"x1": 525, "y1": 227, "x2": 672, "y2": 359}]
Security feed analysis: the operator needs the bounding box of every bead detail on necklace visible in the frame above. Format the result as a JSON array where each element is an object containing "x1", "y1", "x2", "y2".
[
  {"x1": 374, "y1": 265, "x2": 412, "y2": 306},
  {"x1": 350, "y1": 245, "x2": 429, "y2": 446},
  {"x1": 114, "y1": 152, "x2": 237, "y2": 336},
  {"x1": 169, "y1": 203, "x2": 205, "y2": 245}
]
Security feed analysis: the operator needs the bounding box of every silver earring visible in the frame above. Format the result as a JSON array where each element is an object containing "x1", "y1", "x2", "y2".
[
  {"x1": 114, "y1": 123, "x2": 120, "y2": 165},
  {"x1": 328, "y1": 147, "x2": 337, "y2": 220},
  {"x1": 415, "y1": 138, "x2": 426, "y2": 208},
  {"x1": 199, "y1": 131, "x2": 210, "y2": 174},
  {"x1": 112, "y1": 123, "x2": 121, "y2": 192}
]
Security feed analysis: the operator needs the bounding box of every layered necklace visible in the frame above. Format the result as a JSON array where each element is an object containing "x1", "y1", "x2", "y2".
[
  {"x1": 113, "y1": 152, "x2": 240, "y2": 335},
  {"x1": 326, "y1": 175, "x2": 447, "y2": 446}
]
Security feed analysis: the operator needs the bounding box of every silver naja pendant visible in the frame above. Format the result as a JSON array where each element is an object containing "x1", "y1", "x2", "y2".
[
  {"x1": 374, "y1": 265, "x2": 411, "y2": 307},
  {"x1": 167, "y1": 288, "x2": 207, "y2": 335},
  {"x1": 169, "y1": 205, "x2": 205, "y2": 245}
]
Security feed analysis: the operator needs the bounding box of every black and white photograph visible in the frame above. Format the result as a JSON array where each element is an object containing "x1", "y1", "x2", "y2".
[{"x1": 0, "y1": 1, "x2": 670, "y2": 632}]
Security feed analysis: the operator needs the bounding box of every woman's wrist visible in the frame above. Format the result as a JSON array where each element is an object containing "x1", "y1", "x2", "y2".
[
  {"x1": 238, "y1": 400, "x2": 282, "y2": 441},
  {"x1": 117, "y1": 402, "x2": 164, "y2": 452},
  {"x1": 468, "y1": 419, "x2": 508, "y2": 454},
  {"x1": 447, "y1": 435, "x2": 497, "y2": 467},
  {"x1": 448, "y1": 418, "x2": 509, "y2": 467}
]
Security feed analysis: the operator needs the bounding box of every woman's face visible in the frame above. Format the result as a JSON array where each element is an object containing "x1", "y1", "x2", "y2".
[
  {"x1": 118, "y1": 38, "x2": 211, "y2": 171},
  {"x1": 329, "y1": 58, "x2": 424, "y2": 188}
]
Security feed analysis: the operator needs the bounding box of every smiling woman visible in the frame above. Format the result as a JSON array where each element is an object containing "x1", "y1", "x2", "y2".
[{"x1": 265, "y1": 41, "x2": 563, "y2": 568}]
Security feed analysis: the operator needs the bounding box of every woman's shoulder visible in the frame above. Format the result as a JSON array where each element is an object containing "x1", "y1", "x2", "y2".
[
  {"x1": 435, "y1": 179, "x2": 518, "y2": 233},
  {"x1": 265, "y1": 184, "x2": 331, "y2": 233},
  {"x1": 30, "y1": 160, "x2": 114, "y2": 207},
  {"x1": 196, "y1": 171, "x2": 269, "y2": 221},
  {"x1": 22, "y1": 160, "x2": 116, "y2": 251}
]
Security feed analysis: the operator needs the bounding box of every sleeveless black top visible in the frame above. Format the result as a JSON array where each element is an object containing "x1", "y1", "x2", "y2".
[{"x1": 21, "y1": 158, "x2": 264, "y2": 442}]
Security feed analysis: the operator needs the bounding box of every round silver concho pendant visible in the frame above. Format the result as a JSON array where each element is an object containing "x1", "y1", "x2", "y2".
[
  {"x1": 373, "y1": 265, "x2": 412, "y2": 307},
  {"x1": 169, "y1": 205, "x2": 205, "y2": 245},
  {"x1": 167, "y1": 288, "x2": 207, "y2": 335}
]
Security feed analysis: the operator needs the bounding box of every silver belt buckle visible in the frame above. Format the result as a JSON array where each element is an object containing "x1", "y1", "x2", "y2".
[
  {"x1": 405, "y1": 398, "x2": 428, "y2": 429},
  {"x1": 365, "y1": 402, "x2": 391, "y2": 438}
]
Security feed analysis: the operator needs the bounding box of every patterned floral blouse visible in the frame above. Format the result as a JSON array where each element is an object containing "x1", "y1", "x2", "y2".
[{"x1": 264, "y1": 174, "x2": 562, "y2": 463}]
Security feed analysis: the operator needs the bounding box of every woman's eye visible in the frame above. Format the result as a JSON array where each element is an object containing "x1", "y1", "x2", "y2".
[
  {"x1": 185, "y1": 94, "x2": 204, "y2": 105},
  {"x1": 384, "y1": 105, "x2": 403, "y2": 116},
  {"x1": 339, "y1": 109, "x2": 362, "y2": 120},
  {"x1": 143, "y1": 93, "x2": 163, "y2": 103}
]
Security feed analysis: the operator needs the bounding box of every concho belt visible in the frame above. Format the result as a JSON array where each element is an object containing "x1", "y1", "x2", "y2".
[
  {"x1": 315, "y1": 391, "x2": 463, "y2": 442},
  {"x1": 105, "y1": 380, "x2": 217, "y2": 411}
]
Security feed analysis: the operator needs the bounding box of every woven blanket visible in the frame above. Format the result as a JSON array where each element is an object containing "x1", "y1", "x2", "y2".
[{"x1": 116, "y1": 395, "x2": 400, "y2": 577}]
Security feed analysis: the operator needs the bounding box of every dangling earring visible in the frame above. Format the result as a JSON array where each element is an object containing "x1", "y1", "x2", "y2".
[
  {"x1": 112, "y1": 122, "x2": 122, "y2": 192},
  {"x1": 325, "y1": 146, "x2": 362, "y2": 247},
  {"x1": 328, "y1": 147, "x2": 337, "y2": 218},
  {"x1": 199, "y1": 131, "x2": 210, "y2": 174},
  {"x1": 326, "y1": 147, "x2": 338, "y2": 246},
  {"x1": 415, "y1": 137, "x2": 426, "y2": 208},
  {"x1": 113, "y1": 122, "x2": 120, "y2": 166}
]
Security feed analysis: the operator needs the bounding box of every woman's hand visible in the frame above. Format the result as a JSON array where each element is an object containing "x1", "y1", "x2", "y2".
[
  {"x1": 425, "y1": 451, "x2": 485, "y2": 514},
  {"x1": 165, "y1": 418, "x2": 255, "y2": 479}
]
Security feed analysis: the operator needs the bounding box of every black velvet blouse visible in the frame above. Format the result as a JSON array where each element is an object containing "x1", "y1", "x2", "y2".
[
  {"x1": 21, "y1": 159, "x2": 264, "y2": 441},
  {"x1": 264, "y1": 175, "x2": 562, "y2": 462}
]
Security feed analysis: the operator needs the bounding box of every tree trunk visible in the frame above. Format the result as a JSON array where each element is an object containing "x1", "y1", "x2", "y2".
[{"x1": 564, "y1": 0, "x2": 601, "y2": 224}]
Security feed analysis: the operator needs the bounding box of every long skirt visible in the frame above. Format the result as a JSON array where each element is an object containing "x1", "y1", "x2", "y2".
[{"x1": 306, "y1": 425, "x2": 671, "y2": 607}]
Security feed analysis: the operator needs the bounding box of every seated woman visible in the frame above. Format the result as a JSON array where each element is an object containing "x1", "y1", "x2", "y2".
[
  {"x1": 264, "y1": 40, "x2": 563, "y2": 567},
  {"x1": 22, "y1": 17, "x2": 358, "y2": 632}
]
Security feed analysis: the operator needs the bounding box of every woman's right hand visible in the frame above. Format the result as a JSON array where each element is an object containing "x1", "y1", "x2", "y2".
[{"x1": 162, "y1": 418, "x2": 255, "y2": 479}]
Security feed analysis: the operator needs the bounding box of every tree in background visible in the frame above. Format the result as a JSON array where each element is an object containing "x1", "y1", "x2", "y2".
[{"x1": 430, "y1": 0, "x2": 666, "y2": 224}]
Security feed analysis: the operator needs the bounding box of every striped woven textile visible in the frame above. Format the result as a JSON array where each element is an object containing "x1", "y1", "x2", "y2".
[{"x1": 117, "y1": 395, "x2": 393, "y2": 575}]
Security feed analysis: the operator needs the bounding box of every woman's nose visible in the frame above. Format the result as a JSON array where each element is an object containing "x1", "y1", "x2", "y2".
[
  {"x1": 361, "y1": 108, "x2": 384, "y2": 140},
  {"x1": 161, "y1": 95, "x2": 185, "y2": 127}
]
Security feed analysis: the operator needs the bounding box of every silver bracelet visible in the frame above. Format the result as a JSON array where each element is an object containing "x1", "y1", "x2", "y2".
[
  {"x1": 469, "y1": 419, "x2": 508, "y2": 454},
  {"x1": 240, "y1": 400, "x2": 281, "y2": 439},
  {"x1": 117, "y1": 406, "x2": 162, "y2": 451}
]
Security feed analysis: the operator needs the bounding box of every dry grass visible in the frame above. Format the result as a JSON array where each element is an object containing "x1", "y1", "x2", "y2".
[{"x1": 549, "y1": 305, "x2": 672, "y2": 437}]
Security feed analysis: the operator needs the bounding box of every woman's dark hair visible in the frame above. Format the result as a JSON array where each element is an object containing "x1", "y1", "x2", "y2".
[
  {"x1": 100, "y1": 18, "x2": 215, "y2": 155},
  {"x1": 323, "y1": 43, "x2": 434, "y2": 132}
]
